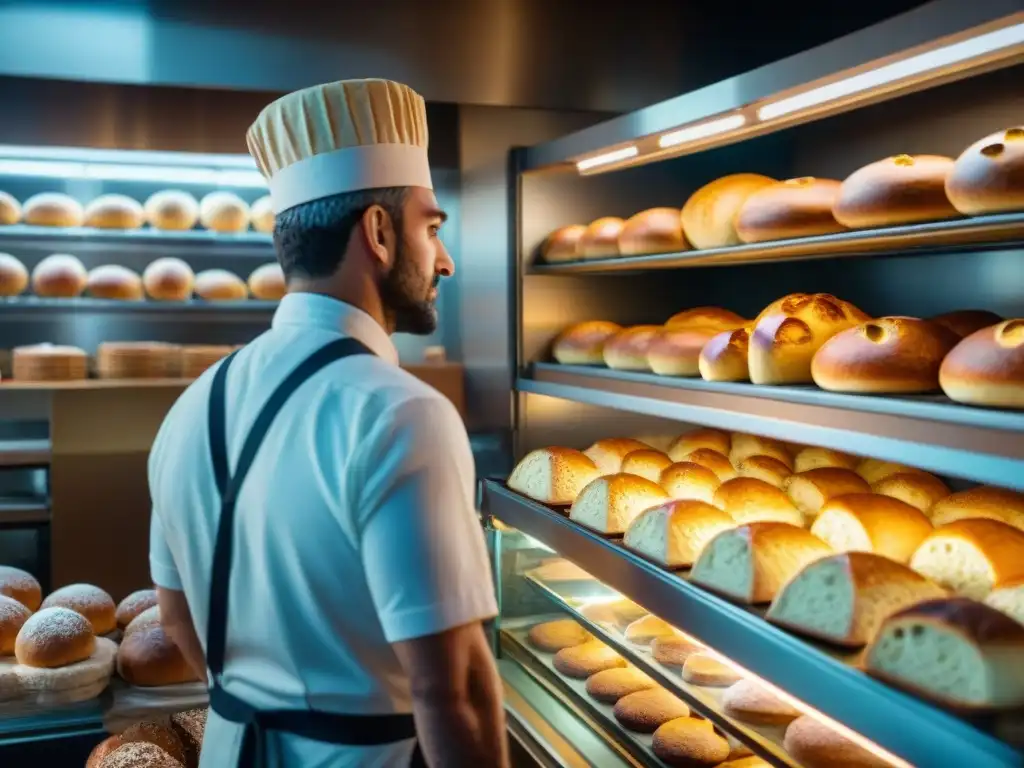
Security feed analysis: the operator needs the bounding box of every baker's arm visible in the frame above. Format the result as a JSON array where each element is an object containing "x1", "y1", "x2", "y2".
[{"x1": 156, "y1": 586, "x2": 208, "y2": 683}]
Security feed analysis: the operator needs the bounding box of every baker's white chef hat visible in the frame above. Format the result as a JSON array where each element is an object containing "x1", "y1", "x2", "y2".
[{"x1": 247, "y1": 78, "x2": 431, "y2": 215}]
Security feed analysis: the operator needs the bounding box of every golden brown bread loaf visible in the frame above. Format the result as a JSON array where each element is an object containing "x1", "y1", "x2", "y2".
[
  {"x1": 810, "y1": 493, "x2": 933, "y2": 564},
  {"x1": 0, "y1": 565, "x2": 42, "y2": 611},
  {"x1": 0, "y1": 252, "x2": 29, "y2": 296},
  {"x1": 624, "y1": 499, "x2": 735, "y2": 568},
  {"x1": 833, "y1": 154, "x2": 959, "y2": 228},
  {"x1": 736, "y1": 177, "x2": 846, "y2": 243},
  {"x1": 143, "y1": 258, "x2": 195, "y2": 301},
  {"x1": 250, "y1": 195, "x2": 274, "y2": 234},
  {"x1": 698, "y1": 326, "x2": 751, "y2": 381},
  {"x1": 22, "y1": 193, "x2": 84, "y2": 227},
  {"x1": 785, "y1": 467, "x2": 871, "y2": 522},
  {"x1": 939, "y1": 319, "x2": 1024, "y2": 409},
  {"x1": 15, "y1": 607, "x2": 95, "y2": 668},
  {"x1": 946, "y1": 126, "x2": 1024, "y2": 215},
  {"x1": 585, "y1": 667, "x2": 655, "y2": 703},
  {"x1": 507, "y1": 447, "x2": 600, "y2": 505},
  {"x1": 0, "y1": 594, "x2": 31, "y2": 655},
  {"x1": 652, "y1": 717, "x2": 730, "y2": 765},
  {"x1": 118, "y1": 623, "x2": 200, "y2": 686},
  {"x1": 527, "y1": 619, "x2": 591, "y2": 652},
  {"x1": 84, "y1": 194, "x2": 145, "y2": 229},
  {"x1": 713, "y1": 477, "x2": 804, "y2": 526},
  {"x1": 728, "y1": 433, "x2": 792, "y2": 469},
  {"x1": 247, "y1": 263, "x2": 286, "y2": 301},
  {"x1": 618, "y1": 207, "x2": 686, "y2": 255},
  {"x1": 929, "y1": 486, "x2": 1024, "y2": 530},
  {"x1": 658, "y1": 462, "x2": 722, "y2": 503},
  {"x1": 736, "y1": 455, "x2": 792, "y2": 488},
  {"x1": 684, "y1": 448, "x2": 737, "y2": 482},
  {"x1": 116, "y1": 589, "x2": 159, "y2": 630},
  {"x1": 86, "y1": 265, "x2": 144, "y2": 301},
  {"x1": 194, "y1": 269, "x2": 247, "y2": 301},
  {"x1": 930, "y1": 309, "x2": 1004, "y2": 339},
  {"x1": 909, "y1": 518, "x2": 1024, "y2": 599},
  {"x1": 13, "y1": 343, "x2": 88, "y2": 381},
  {"x1": 199, "y1": 191, "x2": 250, "y2": 233},
  {"x1": 552, "y1": 640, "x2": 626, "y2": 678},
  {"x1": 620, "y1": 449, "x2": 672, "y2": 483},
  {"x1": 144, "y1": 190, "x2": 199, "y2": 231},
  {"x1": 667, "y1": 428, "x2": 731, "y2": 461},
  {"x1": 784, "y1": 715, "x2": 891, "y2": 767},
  {"x1": 614, "y1": 688, "x2": 691, "y2": 733},
  {"x1": 749, "y1": 293, "x2": 869, "y2": 385},
  {"x1": 793, "y1": 447, "x2": 858, "y2": 473},
  {"x1": 647, "y1": 326, "x2": 720, "y2": 376},
  {"x1": 42, "y1": 583, "x2": 117, "y2": 635},
  {"x1": 552, "y1": 321, "x2": 622, "y2": 365},
  {"x1": 871, "y1": 472, "x2": 950, "y2": 515},
  {"x1": 681, "y1": 173, "x2": 777, "y2": 249},
  {"x1": 603, "y1": 325, "x2": 662, "y2": 371},
  {"x1": 584, "y1": 438, "x2": 652, "y2": 475},
  {"x1": 569, "y1": 473, "x2": 669, "y2": 534},
  {"x1": 31, "y1": 253, "x2": 87, "y2": 298},
  {"x1": 665, "y1": 307, "x2": 747, "y2": 331},
  {"x1": 0, "y1": 190, "x2": 21, "y2": 225},
  {"x1": 540, "y1": 224, "x2": 587, "y2": 262},
  {"x1": 577, "y1": 217, "x2": 624, "y2": 259},
  {"x1": 812, "y1": 316, "x2": 960, "y2": 393}
]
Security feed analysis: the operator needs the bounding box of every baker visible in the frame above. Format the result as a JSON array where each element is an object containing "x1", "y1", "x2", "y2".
[{"x1": 148, "y1": 79, "x2": 508, "y2": 767}]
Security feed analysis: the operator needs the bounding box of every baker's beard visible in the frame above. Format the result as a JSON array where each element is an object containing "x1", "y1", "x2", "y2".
[{"x1": 379, "y1": 239, "x2": 439, "y2": 335}]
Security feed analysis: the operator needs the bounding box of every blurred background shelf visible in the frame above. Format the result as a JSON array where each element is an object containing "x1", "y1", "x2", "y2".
[{"x1": 0, "y1": 296, "x2": 278, "y2": 319}]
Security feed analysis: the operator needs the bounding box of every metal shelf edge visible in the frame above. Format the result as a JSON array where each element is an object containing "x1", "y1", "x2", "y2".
[{"x1": 0, "y1": 224, "x2": 274, "y2": 249}]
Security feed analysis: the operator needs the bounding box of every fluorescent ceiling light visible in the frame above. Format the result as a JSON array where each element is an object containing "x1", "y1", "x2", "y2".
[
  {"x1": 659, "y1": 114, "x2": 747, "y2": 149},
  {"x1": 0, "y1": 158, "x2": 267, "y2": 188},
  {"x1": 758, "y1": 21, "x2": 1024, "y2": 120},
  {"x1": 0, "y1": 144, "x2": 259, "y2": 169},
  {"x1": 576, "y1": 146, "x2": 639, "y2": 171}
]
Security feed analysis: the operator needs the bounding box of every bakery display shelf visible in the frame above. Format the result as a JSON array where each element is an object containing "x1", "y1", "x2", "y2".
[
  {"x1": 520, "y1": 575, "x2": 794, "y2": 767},
  {"x1": 0, "y1": 224, "x2": 273, "y2": 250},
  {"x1": 0, "y1": 497, "x2": 49, "y2": 526},
  {"x1": 522, "y1": 363, "x2": 1024, "y2": 491},
  {"x1": 0, "y1": 297, "x2": 278, "y2": 316},
  {"x1": 0, "y1": 438, "x2": 50, "y2": 467},
  {"x1": 482, "y1": 480, "x2": 1023, "y2": 768},
  {"x1": 0, "y1": 378, "x2": 194, "y2": 391},
  {"x1": 528, "y1": 212, "x2": 1024, "y2": 273},
  {"x1": 0, "y1": 697, "x2": 105, "y2": 743}
]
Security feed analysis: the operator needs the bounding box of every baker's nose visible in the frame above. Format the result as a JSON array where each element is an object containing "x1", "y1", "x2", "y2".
[{"x1": 436, "y1": 241, "x2": 455, "y2": 278}]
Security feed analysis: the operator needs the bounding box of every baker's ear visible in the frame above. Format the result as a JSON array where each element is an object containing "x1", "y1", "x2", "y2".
[{"x1": 359, "y1": 205, "x2": 396, "y2": 267}]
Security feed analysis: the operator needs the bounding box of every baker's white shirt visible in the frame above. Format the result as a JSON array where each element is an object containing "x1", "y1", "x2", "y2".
[{"x1": 148, "y1": 293, "x2": 498, "y2": 768}]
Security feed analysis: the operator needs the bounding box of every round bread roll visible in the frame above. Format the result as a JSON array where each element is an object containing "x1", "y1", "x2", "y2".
[
  {"x1": 577, "y1": 217, "x2": 625, "y2": 259},
  {"x1": 651, "y1": 633, "x2": 704, "y2": 667},
  {"x1": 247, "y1": 262, "x2": 286, "y2": 301},
  {"x1": 585, "y1": 667, "x2": 655, "y2": 703},
  {"x1": 118, "y1": 623, "x2": 199, "y2": 686},
  {"x1": 84, "y1": 194, "x2": 144, "y2": 229},
  {"x1": 0, "y1": 190, "x2": 21, "y2": 225},
  {"x1": 540, "y1": 224, "x2": 587, "y2": 263},
  {"x1": 834, "y1": 154, "x2": 959, "y2": 228},
  {"x1": 603, "y1": 325, "x2": 662, "y2": 371},
  {"x1": 928, "y1": 485, "x2": 1024, "y2": 530},
  {"x1": 810, "y1": 494, "x2": 933, "y2": 563},
  {"x1": 199, "y1": 191, "x2": 250, "y2": 233},
  {"x1": 194, "y1": 269, "x2": 247, "y2": 301},
  {"x1": 713, "y1": 477, "x2": 804, "y2": 526},
  {"x1": 648, "y1": 326, "x2": 721, "y2": 377},
  {"x1": 86, "y1": 265, "x2": 144, "y2": 301},
  {"x1": 15, "y1": 607, "x2": 95, "y2": 668},
  {"x1": 855, "y1": 458, "x2": 923, "y2": 485},
  {"x1": 42, "y1": 583, "x2": 116, "y2": 635},
  {"x1": 22, "y1": 192, "x2": 84, "y2": 227},
  {"x1": 729, "y1": 433, "x2": 792, "y2": 469},
  {"x1": 812, "y1": 317, "x2": 960, "y2": 393},
  {"x1": 0, "y1": 594, "x2": 32, "y2": 655},
  {"x1": 871, "y1": 472, "x2": 950, "y2": 515},
  {"x1": 614, "y1": 688, "x2": 691, "y2": 733},
  {"x1": 552, "y1": 640, "x2": 626, "y2": 678},
  {"x1": 653, "y1": 717, "x2": 730, "y2": 766},
  {"x1": 624, "y1": 615, "x2": 677, "y2": 646},
  {"x1": 722, "y1": 679, "x2": 801, "y2": 725},
  {"x1": 658, "y1": 462, "x2": 722, "y2": 503},
  {"x1": 684, "y1": 448, "x2": 736, "y2": 482},
  {"x1": 31, "y1": 253, "x2": 87, "y2": 298},
  {"x1": 793, "y1": 447, "x2": 859, "y2": 473},
  {"x1": 665, "y1": 307, "x2": 747, "y2": 331},
  {"x1": 116, "y1": 589, "x2": 158, "y2": 630},
  {"x1": 527, "y1": 619, "x2": 591, "y2": 653},
  {"x1": 939, "y1": 319, "x2": 1024, "y2": 408},
  {"x1": 87, "y1": 736, "x2": 124, "y2": 768},
  {"x1": 946, "y1": 126, "x2": 1024, "y2": 215},
  {"x1": 507, "y1": 446, "x2": 600, "y2": 505},
  {"x1": 699, "y1": 326, "x2": 751, "y2": 382},
  {"x1": 737, "y1": 455, "x2": 792, "y2": 488},
  {"x1": 618, "y1": 207, "x2": 686, "y2": 255},
  {"x1": 583, "y1": 438, "x2": 652, "y2": 476},
  {"x1": 682, "y1": 653, "x2": 743, "y2": 686},
  {"x1": 735, "y1": 177, "x2": 846, "y2": 243},
  {"x1": 552, "y1": 321, "x2": 622, "y2": 365},
  {"x1": 144, "y1": 190, "x2": 199, "y2": 231},
  {"x1": 0, "y1": 565, "x2": 42, "y2": 611},
  {"x1": 910, "y1": 520, "x2": 1024, "y2": 599},
  {"x1": 99, "y1": 742, "x2": 183, "y2": 768},
  {"x1": 119, "y1": 721, "x2": 188, "y2": 765},
  {"x1": 668, "y1": 428, "x2": 731, "y2": 462},
  {"x1": 620, "y1": 449, "x2": 672, "y2": 483},
  {"x1": 569, "y1": 473, "x2": 669, "y2": 535},
  {"x1": 143, "y1": 258, "x2": 195, "y2": 301},
  {"x1": 249, "y1": 195, "x2": 274, "y2": 234},
  {"x1": 785, "y1": 467, "x2": 871, "y2": 522},
  {"x1": 749, "y1": 293, "x2": 870, "y2": 385},
  {"x1": 930, "y1": 309, "x2": 1004, "y2": 339},
  {"x1": 784, "y1": 715, "x2": 891, "y2": 768},
  {"x1": 0, "y1": 253, "x2": 29, "y2": 296},
  {"x1": 681, "y1": 173, "x2": 777, "y2": 249},
  {"x1": 124, "y1": 605, "x2": 160, "y2": 638}
]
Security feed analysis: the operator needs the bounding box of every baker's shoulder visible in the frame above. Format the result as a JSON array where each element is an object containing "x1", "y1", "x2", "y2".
[{"x1": 336, "y1": 355, "x2": 456, "y2": 410}]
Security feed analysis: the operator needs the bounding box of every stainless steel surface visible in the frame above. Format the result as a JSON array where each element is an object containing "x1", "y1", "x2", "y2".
[{"x1": 483, "y1": 481, "x2": 1024, "y2": 768}]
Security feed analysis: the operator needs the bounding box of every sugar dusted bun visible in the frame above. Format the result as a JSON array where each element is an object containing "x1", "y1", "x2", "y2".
[
  {"x1": 736, "y1": 177, "x2": 846, "y2": 243},
  {"x1": 0, "y1": 594, "x2": 31, "y2": 655},
  {"x1": 658, "y1": 462, "x2": 721, "y2": 503},
  {"x1": 784, "y1": 714, "x2": 891, "y2": 768},
  {"x1": 812, "y1": 317, "x2": 959, "y2": 393},
  {"x1": 247, "y1": 263, "x2": 285, "y2": 301},
  {"x1": 940, "y1": 319, "x2": 1024, "y2": 409},
  {"x1": 144, "y1": 190, "x2": 199, "y2": 231},
  {"x1": 713, "y1": 477, "x2": 803, "y2": 526},
  {"x1": 929, "y1": 486, "x2": 1024, "y2": 530},
  {"x1": 31, "y1": 253, "x2": 87, "y2": 298},
  {"x1": 665, "y1": 307, "x2": 747, "y2": 331},
  {"x1": 834, "y1": 154, "x2": 958, "y2": 228},
  {"x1": 42, "y1": 583, "x2": 116, "y2": 635},
  {"x1": 584, "y1": 438, "x2": 652, "y2": 475},
  {"x1": 84, "y1": 194, "x2": 144, "y2": 229},
  {"x1": 199, "y1": 191, "x2": 250, "y2": 233},
  {"x1": 23, "y1": 193, "x2": 84, "y2": 227},
  {"x1": 668, "y1": 428, "x2": 731, "y2": 462},
  {"x1": 603, "y1": 325, "x2": 662, "y2": 371},
  {"x1": 0, "y1": 190, "x2": 21, "y2": 225},
  {"x1": 785, "y1": 468, "x2": 870, "y2": 522},
  {"x1": 143, "y1": 258, "x2": 195, "y2": 301},
  {"x1": 507, "y1": 447, "x2": 599, "y2": 505},
  {"x1": 620, "y1": 449, "x2": 672, "y2": 483},
  {"x1": 722, "y1": 678, "x2": 802, "y2": 725},
  {"x1": 194, "y1": 269, "x2": 247, "y2": 301},
  {"x1": 118, "y1": 623, "x2": 199, "y2": 686},
  {"x1": 578, "y1": 217, "x2": 624, "y2": 259},
  {"x1": 87, "y1": 265, "x2": 144, "y2": 301},
  {"x1": 250, "y1": 195, "x2": 274, "y2": 234},
  {"x1": 871, "y1": 472, "x2": 950, "y2": 515},
  {"x1": 625, "y1": 499, "x2": 735, "y2": 567},
  {"x1": 910, "y1": 518, "x2": 1024, "y2": 599},
  {"x1": 930, "y1": 309, "x2": 1004, "y2": 339},
  {"x1": 0, "y1": 253, "x2": 28, "y2": 296},
  {"x1": 810, "y1": 494, "x2": 932, "y2": 564},
  {"x1": 699, "y1": 326, "x2": 751, "y2": 382},
  {"x1": 116, "y1": 589, "x2": 158, "y2": 630},
  {"x1": 729, "y1": 433, "x2": 792, "y2": 469},
  {"x1": 0, "y1": 565, "x2": 42, "y2": 611},
  {"x1": 749, "y1": 293, "x2": 869, "y2": 385},
  {"x1": 946, "y1": 126, "x2": 1024, "y2": 215},
  {"x1": 552, "y1": 321, "x2": 622, "y2": 365},
  {"x1": 569, "y1": 473, "x2": 669, "y2": 535},
  {"x1": 15, "y1": 607, "x2": 95, "y2": 668},
  {"x1": 737, "y1": 455, "x2": 791, "y2": 488},
  {"x1": 618, "y1": 207, "x2": 686, "y2": 255},
  {"x1": 681, "y1": 173, "x2": 777, "y2": 249},
  {"x1": 793, "y1": 447, "x2": 858, "y2": 473},
  {"x1": 124, "y1": 605, "x2": 161, "y2": 638},
  {"x1": 541, "y1": 224, "x2": 587, "y2": 262}
]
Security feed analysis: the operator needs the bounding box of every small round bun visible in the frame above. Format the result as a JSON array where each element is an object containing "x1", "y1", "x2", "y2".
[
  {"x1": 119, "y1": 721, "x2": 188, "y2": 765},
  {"x1": 603, "y1": 325, "x2": 662, "y2": 371},
  {"x1": 729, "y1": 433, "x2": 792, "y2": 469},
  {"x1": 812, "y1": 317, "x2": 960, "y2": 393},
  {"x1": 793, "y1": 447, "x2": 858, "y2": 473},
  {"x1": 31, "y1": 253, "x2": 87, "y2": 297},
  {"x1": 946, "y1": 126, "x2": 1024, "y2": 215},
  {"x1": 116, "y1": 589, "x2": 158, "y2": 630},
  {"x1": 928, "y1": 485, "x2": 1024, "y2": 530},
  {"x1": 143, "y1": 258, "x2": 195, "y2": 301},
  {"x1": 585, "y1": 667, "x2": 655, "y2": 703},
  {"x1": 0, "y1": 253, "x2": 29, "y2": 296},
  {"x1": 722, "y1": 678, "x2": 801, "y2": 725},
  {"x1": 199, "y1": 191, "x2": 250, "y2": 233},
  {"x1": 22, "y1": 193, "x2": 84, "y2": 227},
  {"x1": 527, "y1": 619, "x2": 591, "y2": 653},
  {"x1": 784, "y1": 715, "x2": 891, "y2": 768},
  {"x1": 681, "y1": 173, "x2": 777, "y2": 249},
  {"x1": 541, "y1": 224, "x2": 587, "y2": 263},
  {"x1": 620, "y1": 449, "x2": 672, "y2": 483},
  {"x1": 615, "y1": 689, "x2": 691, "y2": 733},
  {"x1": 618, "y1": 208, "x2": 686, "y2": 255},
  {"x1": 624, "y1": 615, "x2": 678, "y2": 646},
  {"x1": 737, "y1": 455, "x2": 792, "y2": 488},
  {"x1": 699, "y1": 326, "x2": 751, "y2": 382},
  {"x1": 247, "y1": 263, "x2": 285, "y2": 301},
  {"x1": 552, "y1": 640, "x2": 626, "y2": 678},
  {"x1": 929, "y1": 309, "x2": 1004, "y2": 339},
  {"x1": 939, "y1": 319, "x2": 1024, "y2": 408},
  {"x1": 834, "y1": 154, "x2": 958, "y2": 228},
  {"x1": 668, "y1": 428, "x2": 731, "y2": 461},
  {"x1": 0, "y1": 594, "x2": 32, "y2": 655},
  {"x1": 736, "y1": 177, "x2": 846, "y2": 243},
  {"x1": 659, "y1": 462, "x2": 722, "y2": 504},
  {"x1": 665, "y1": 307, "x2": 747, "y2": 331},
  {"x1": 250, "y1": 195, "x2": 274, "y2": 234},
  {"x1": 648, "y1": 326, "x2": 720, "y2": 377},
  {"x1": 84, "y1": 194, "x2": 144, "y2": 229},
  {"x1": 871, "y1": 472, "x2": 950, "y2": 515},
  {"x1": 144, "y1": 190, "x2": 199, "y2": 231},
  {"x1": 98, "y1": 742, "x2": 183, "y2": 768},
  {"x1": 577, "y1": 217, "x2": 625, "y2": 259},
  {"x1": 0, "y1": 190, "x2": 21, "y2": 225},
  {"x1": 86, "y1": 265, "x2": 144, "y2": 301},
  {"x1": 552, "y1": 321, "x2": 622, "y2": 365},
  {"x1": 194, "y1": 269, "x2": 247, "y2": 301},
  {"x1": 124, "y1": 605, "x2": 161, "y2": 638},
  {"x1": 685, "y1": 448, "x2": 737, "y2": 482},
  {"x1": 117, "y1": 623, "x2": 199, "y2": 686},
  {"x1": 856, "y1": 458, "x2": 924, "y2": 485},
  {"x1": 42, "y1": 583, "x2": 116, "y2": 635},
  {"x1": 713, "y1": 477, "x2": 803, "y2": 526},
  {"x1": 15, "y1": 607, "x2": 95, "y2": 668},
  {"x1": 86, "y1": 736, "x2": 124, "y2": 768},
  {"x1": 652, "y1": 717, "x2": 730, "y2": 765},
  {"x1": 0, "y1": 565, "x2": 42, "y2": 610}
]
